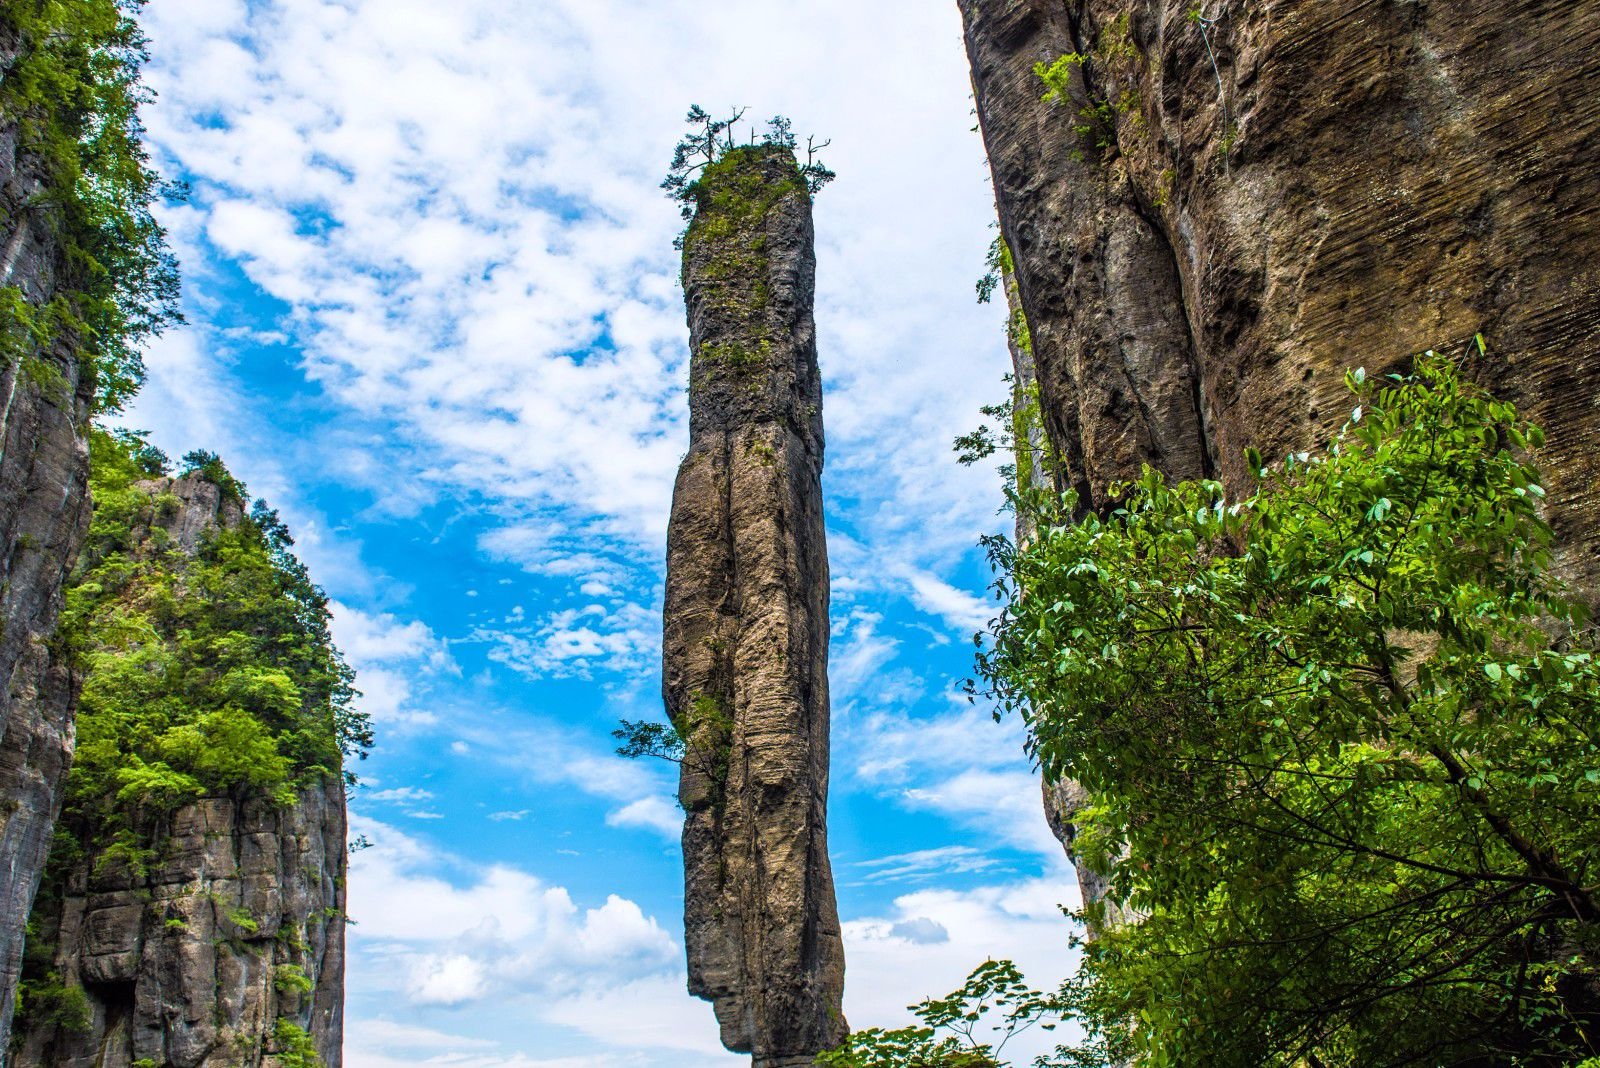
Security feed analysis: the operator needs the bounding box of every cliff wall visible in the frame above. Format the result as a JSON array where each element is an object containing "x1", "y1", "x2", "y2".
[
  {"x1": 11, "y1": 472, "x2": 350, "y2": 1067},
  {"x1": 12, "y1": 783, "x2": 346, "y2": 1068},
  {"x1": 961, "y1": 0, "x2": 1600, "y2": 902},
  {"x1": 0, "y1": 19, "x2": 96, "y2": 1045},
  {"x1": 662, "y1": 145, "x2": 847, "y2": 1066}
]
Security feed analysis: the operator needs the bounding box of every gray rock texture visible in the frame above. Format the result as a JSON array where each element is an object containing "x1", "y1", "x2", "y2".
[
  {"x1": 12, "y1": 786, "x2": 347, "y2": 1068},
  {"x1": 0, "y1": 22, "x2": 95, "y2": 1048},
  {"x1": 961, "y1": 0, "x2": 1600, "y2": 913},
  {"x1": 10, "y1": 476, "x2": 347, "y2": 1068},
  {"x1": 662, "y1": 146, "x2": 847, "y2": 1065}
]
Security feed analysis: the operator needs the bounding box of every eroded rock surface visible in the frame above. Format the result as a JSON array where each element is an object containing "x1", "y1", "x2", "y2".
[
  {"x1": 12, "y1": 785, "x2": 347, "y2": 1068},
  {"x1": 662, "y1": 146, "x2": 847, "y2": 1065},
  {"x1": 962, "y1": 0, "x2": 1600, "y2": 909},
  {"x1": 0, "y1": 22, "x2": 95, "y2": 1047}
]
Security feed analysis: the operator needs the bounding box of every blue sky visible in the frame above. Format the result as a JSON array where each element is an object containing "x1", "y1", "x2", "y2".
[{"x1": 126, "y1": 1, "x2": 1083, "y2": 1063}]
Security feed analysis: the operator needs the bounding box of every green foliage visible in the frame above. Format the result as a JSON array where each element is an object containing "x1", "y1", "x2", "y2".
[
  {"x1": 1034, "y1": 16, "x2": 1144, "y2": 165},
  {"x1": 0, "y1": 0, "x2": 181, "y2": 413},
  {"x1": 180, "y1": 448, "x2": 246, "y2": 502},
  {"x1": 978, "y1": 355, "x2": 1600, "y2": 1065},
  {"x1": 974, "y1": 237, "x2": 1032, "y2": 355},
  {"x1": 819, "y1": 960, "x2": 1073, "y2": 1068},
  {"x1": 56, "y1": 429, "x2": 371, "y2": 861},
  {"x1": 14, "y1": 980, "x2": 93, "y2": 1036},
  {"x1": 701, "y1": 339, "x2": 771, "y2": 370},
  {"x1": 613, "y1": 719, "x2": 686, "y2": 764},
  {"x1": 273, "y1": 1018, "x2": 322, "y2": 1068},
  {"x1": 224, "y1": 906, "x2": 261, "y2": 938},
  {"x1": 663, "y1": 106, "x2": 834, "y2": 229},
  {"x1": 274, "y1": 963, "x2": 315, "y2": 996},
  {"x1": 955, "y1": 374, "x2": 1056, "y2": 506},
  {"x1": 616, "y1": 691, "x2": 734, "y2": 791}
]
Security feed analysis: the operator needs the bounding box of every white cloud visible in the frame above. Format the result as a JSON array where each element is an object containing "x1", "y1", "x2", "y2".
[
  {"x1": 488, "y1": 809, "x2": 532, "y2": 822},
  {"x1": 901, "y1": 567, "x2": 995, "y2": 636},
  {"x1": 475, "y1": 601, "x2": 658, "y2": 681},
  {"x1": 347, "y1": 817, "x2": 678, "y2": 1011},
  {"x1": 347, "y1": 1017, "x2": 657, "y2": 1068},
  {"x1": 905, "y1": 769, "x2": 1064, "y2": 860},
  {"x1": 328, "y1": 602, "x2": 455, "y2": 729},
  {"x1": 536, "y1": 975, "x2": 745, "y2": 1061},
  {"x1": 843, "y1": 877, "x2": 1085, "y2": 1059},
  {"x1": 406, "y1": 954, "x2": 487, "y2": 1006},
  {"x1": 333, "y1": 602, "x2": 454, "y2": 671},
  {"x1": 606, "y1": 796, "x2": 680, "y2": 839},
  {"x1": 854, "y1": 845, "x2": 1002, "y2": 885},
  {"x1": 364, "y1": 786, "x2": 435, "y2": 805}
]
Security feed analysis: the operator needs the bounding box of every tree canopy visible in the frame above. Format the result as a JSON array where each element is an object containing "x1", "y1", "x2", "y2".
[
  {"x1": 58, "y1": 429, "x2": 370, "y2": 867},
  {"x1": 966, "y1": 355, "x2": 1600, "y2": 1066}
]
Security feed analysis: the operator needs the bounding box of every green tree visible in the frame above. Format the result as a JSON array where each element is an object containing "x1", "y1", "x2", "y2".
[
  {"x1": 977, "y1": 354, "x2": 1600, "y2": 1065},
  {"x1": 59, "y1": 431, "x2": 371, "y2": 839},
  {"x1": 820, "y1": 960, "x2": 1075, "y2": 1068},
  {"x1": 661, "y1": 105, "x2": 835, "y2": 246}
]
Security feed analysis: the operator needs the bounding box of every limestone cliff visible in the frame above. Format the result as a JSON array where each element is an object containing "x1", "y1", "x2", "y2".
[
  {"x1": 12, "y1": 783, "x2": 347, "y2": 1068},
  {"x1": 11, "y1": 471, "x2": 351, "y2": 1067},
  {"x1": 0, "y1": 21, "x2": 96, "y2": 1047},
  {"x1": 662, "y1": 144, "x2": 847, "y2": 1065},
  {"x1": 961, "y1": 0, "x2": 1600, "y2": 908}
]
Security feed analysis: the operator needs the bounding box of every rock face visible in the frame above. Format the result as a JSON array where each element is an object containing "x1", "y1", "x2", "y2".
[
  {"x1": 960, "y1": 0, "x2": 1600, "y2": 905},
  {"x1": 11, "y1": 477, "x2": 347, "y2": 1068},
  {"x1": 0, "y1": 23, "x2": 96, "y2": 1048},
  {"x1": 12, "y1": 785, "x2": 347, "y2": 1068},
  {"x1": 662, "y1": 145, "x2": 847, "y2": 1065}
]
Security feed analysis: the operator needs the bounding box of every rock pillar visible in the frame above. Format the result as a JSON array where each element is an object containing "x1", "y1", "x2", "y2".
[{"x1": 662, "y1": 144, "x2": 847, "y2": 1064}]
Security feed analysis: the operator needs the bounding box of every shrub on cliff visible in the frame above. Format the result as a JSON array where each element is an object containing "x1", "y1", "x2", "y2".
[
  {"x1": 0, "y1": 0, "x2": 180, "y2": 412},
  {"x1": 973, "y1": 354, "x2": 1600, "y2": 1065}
]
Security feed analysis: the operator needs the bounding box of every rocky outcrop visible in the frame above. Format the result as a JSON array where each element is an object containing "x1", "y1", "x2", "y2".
[
  {"x1": 12, "y1": 784, "x2": 347, "y2": 1068},
  {"x1": 11, "y1": 475, "x2": 348, "y2": 1067},
  {"x1": 0, "y1": 22, "x2": 96, "y2": 1048},
  {"x1": 961, "y1": 0, "x2": 1600, "y2": 906},
  {"x1": 662, "y1": 145, "x2": 847, "y2": 1065}
]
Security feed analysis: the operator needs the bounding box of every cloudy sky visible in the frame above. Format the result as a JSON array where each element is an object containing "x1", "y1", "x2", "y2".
[{"x1": 128, "y1": 1, "x2": 1083, "y2": 1063}]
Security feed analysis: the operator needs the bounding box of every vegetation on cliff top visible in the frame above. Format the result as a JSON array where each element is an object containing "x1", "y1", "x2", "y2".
[
  {"x1": 922, "y1": 356, "x2": 1600, "y2": 1066},
  {"x1": 0, "y1": 0, "x2": 180, "y2": 413},
  {"x1": 662, "y1": 106, "x2": 835, "y2": 235},
  {"x1": 61, "y1": 428, "x2": 369, "y2": 849}
]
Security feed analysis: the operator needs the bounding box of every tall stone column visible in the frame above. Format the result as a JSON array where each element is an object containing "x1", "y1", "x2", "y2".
[{"x1": 662, "y1": 144, "x2": 847, "y2": 1066}]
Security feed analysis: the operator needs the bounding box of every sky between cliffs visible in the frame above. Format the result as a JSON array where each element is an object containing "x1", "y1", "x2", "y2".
[{"x1": 128, "y1": 0, "x2": 1082, "y2": 1063}]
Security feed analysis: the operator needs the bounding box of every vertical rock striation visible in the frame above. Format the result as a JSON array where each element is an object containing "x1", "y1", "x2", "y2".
[
  {"x1": 0, "y1": 19, "x2": 95, "y2": 1046},
  {"x1": 12, "y1": 783, "x2": 347, "y2": 1068},
  {"x1": 11, "y1": 475, "x2": 348, "y2": 1067},
  {"x1": 662, "y1": 144, "x2": 847, "y2": 1065},
  {"x1": 961, "y1": 0, "x2": 1600, "y2": 910}
]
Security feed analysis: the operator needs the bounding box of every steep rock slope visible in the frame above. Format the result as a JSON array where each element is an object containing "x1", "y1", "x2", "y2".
[
  {"x1": 961, "y1": 0, "x2": 1600, "y2": 901},
  {"x1": 11, "y1": 466, "x2": 353, "y2": 1067},
  {"x1": 662, "y1": 145, "x2": 847, "y2": 1066},
  {"x1": 0, "y1": 21, "x2": 96, "y2": 1043}
]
